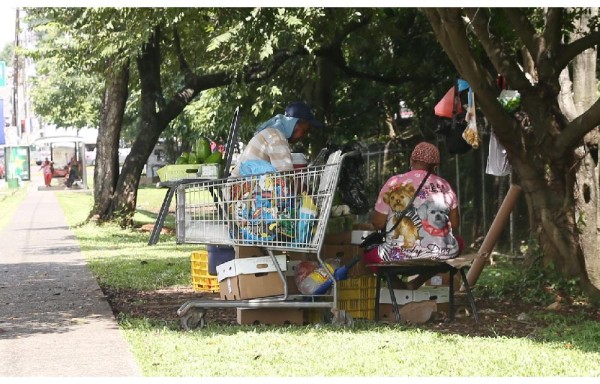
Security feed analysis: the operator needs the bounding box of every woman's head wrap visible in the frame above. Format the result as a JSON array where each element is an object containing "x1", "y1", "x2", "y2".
[{"x1": 411, "y1": 141, "x2": 440, "y2": 165}]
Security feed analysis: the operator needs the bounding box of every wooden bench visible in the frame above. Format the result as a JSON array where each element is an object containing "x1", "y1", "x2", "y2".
[{"x1": 367, "y1": 253, "x2": 482, "y2": 323}]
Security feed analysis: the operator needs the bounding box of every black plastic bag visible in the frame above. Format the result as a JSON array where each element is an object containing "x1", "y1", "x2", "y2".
[
  {"x1": 338, "y1": 141, "x2": 370, "y2": 215},
  {"x1": 359, "y1": 229, "x2": 386, "y2": 249}
]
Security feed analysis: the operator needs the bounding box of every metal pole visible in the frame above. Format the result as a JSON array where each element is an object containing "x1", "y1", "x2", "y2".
[
  {"x1": 481, "y1": 138, "x2": 487, "y2": 234},
  {"x1": 11, "y1": 8, "x2": 19, "y2": 128},
  {"x1": 509, "y1": 172, "x2": 514, "y2": 254},
  {"x1": 455, "y1": 154, "x2": 462, "y2": 235}
]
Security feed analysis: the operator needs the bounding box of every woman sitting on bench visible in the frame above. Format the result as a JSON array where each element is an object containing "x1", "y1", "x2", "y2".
[{"x1": 363, "y1": 142, "x2": 464, "y2": 285}]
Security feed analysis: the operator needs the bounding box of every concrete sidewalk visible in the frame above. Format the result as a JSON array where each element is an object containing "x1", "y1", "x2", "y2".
[{"x1": 0, "y1": 178, "x2": 141, "y2": 376}]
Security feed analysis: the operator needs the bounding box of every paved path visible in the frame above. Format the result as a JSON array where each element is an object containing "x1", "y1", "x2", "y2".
[{"x1": 0, "y1": 178, "x2": 141, "y2": 376}]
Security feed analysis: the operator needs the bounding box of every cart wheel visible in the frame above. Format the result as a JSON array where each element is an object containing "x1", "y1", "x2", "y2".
[
  {"x1": 180, "y1": 308, "x2": 206, "y2": 331},
  {"x1": 331, "y1": 309, "x2": 354, "y2": 328}
]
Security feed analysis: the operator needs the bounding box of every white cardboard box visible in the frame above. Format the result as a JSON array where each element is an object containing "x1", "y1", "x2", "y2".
[
  {"x1": 379, "y1": 286, "x2": 450, "y2": 305},
  {"x1": 216, "y1": 255, "x2": 287, "y2": 282},
  {"x1": 217, "y1": 255, "x2": 288, "y2": 300}
]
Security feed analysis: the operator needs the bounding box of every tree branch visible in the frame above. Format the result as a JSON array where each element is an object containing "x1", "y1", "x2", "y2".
[
  {"x1": 556, "y1": 30, "x2": 600, "y2": 71},
  {"x1": 159, "y1": 48, "x2": 299, "y2": 123},
  {"x1": 465, "y1": 8, "x2": 532, "y2": 90},
  {"x1": 543, "y1": 8, "x2": 564, "y2": 55},
  {"x1": 557, "y1": 99, "x2": 600, "y2": 153},
  {"x1": 502, "y1": 8, "x2": 541, "y2": 61},
  {"x1": 173, "y1": 27, "x2": 194, "y2": 83},
  {"x1": 313, "y1": 10, "x2": 423, "y2": 86}
]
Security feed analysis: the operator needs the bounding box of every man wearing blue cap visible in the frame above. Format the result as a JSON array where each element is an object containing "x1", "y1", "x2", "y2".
[{"x1": 229, "y1": 101, "x2": 323, "y2": 177}]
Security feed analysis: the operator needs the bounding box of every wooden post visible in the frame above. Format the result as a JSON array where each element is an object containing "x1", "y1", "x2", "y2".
[{"x1": 466, "y1": 184, "x2": 522, "y2": 286}]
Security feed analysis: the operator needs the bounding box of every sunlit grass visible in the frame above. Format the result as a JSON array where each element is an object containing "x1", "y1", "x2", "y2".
[
  {"x1": 120, "y1": 318, "x2": 600, "y2": 377},
  {"x1": 54, "y1": 188, "x2": 600, "y2": 377}
]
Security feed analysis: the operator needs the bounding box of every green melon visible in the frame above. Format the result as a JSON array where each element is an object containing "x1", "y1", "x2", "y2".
[
  {"x1": 175, "y1": 152, "x2": 189, "y2": 164},
  {"x1": 203, "y1": 151, "x2": 222, "y2": 164},
  {"x1": 195, "y1": 137, "x2": 212, "y2": 163},
  {"x1": 188, "y1": 152, "x2": 198, "y2": 164}
]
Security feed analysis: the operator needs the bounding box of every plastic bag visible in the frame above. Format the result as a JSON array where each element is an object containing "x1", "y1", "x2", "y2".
[
  {"x1": 498, "y1": 90, "x2": 521, "y2": 113},
  {"x1": 336, "y1": 141, "x2": 370, "y2": 215},
  {"x1": 486, "y1": 130, "x2": 512, "y2": 176},
  {"x1": 294, "y1": 259, "x2": 340, "y2": 295},
  {"x1": 435, "y1": 79, "x2": 473, "y2": 155},
  {"x1": 435, "y1": 86, "x2": 464, "y2": 118},
  {"x1": 462, "y1": 89, "x2": 479, "y2": 149}
]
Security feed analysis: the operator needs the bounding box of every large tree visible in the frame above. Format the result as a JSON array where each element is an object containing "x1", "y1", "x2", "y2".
[{"x1": 423, "y1": 8, "x2": 600, "y2": 296}]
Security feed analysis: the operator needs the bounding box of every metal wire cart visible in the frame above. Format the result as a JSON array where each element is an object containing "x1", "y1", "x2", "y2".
[{"x1": 175, "y1": 149, "x2": 357, "y2": 330}]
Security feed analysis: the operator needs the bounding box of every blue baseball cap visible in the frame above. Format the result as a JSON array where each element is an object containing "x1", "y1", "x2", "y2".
[{"x1": 284, "y1": 101, "x2": 324, "y2": 129}]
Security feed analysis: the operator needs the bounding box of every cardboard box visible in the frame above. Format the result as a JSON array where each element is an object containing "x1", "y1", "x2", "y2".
[
  {"x1": 379, "y1": 286, "x2": 450, "y2": 305},
  {"x1": 286, "y1": 251, "x2": 313, "y2": 261},
  {"x1": 378, "y1": 301, "x2": 438, "y2": 324},
  {"x1": 217, "y1": 255, "x2": 287, "y2": 300},
  {"x1": 236, "y1": 308, "x2": 304, "y2": 325},
  {"x1": 286, "y1": 260, "x2": 302, "y2": 294},
  {"x1": 322, "y1": 244, "x2": 369, "y2": 277},
  {"x1": 235, "y1": 246, "x2": 265, "y2": 259},
  {"x1": 422, "y1": 272, "x2": 462, "y2": 291},
  {"x1": 323, "y1": 231, "x2": 352, "y2": 245}
]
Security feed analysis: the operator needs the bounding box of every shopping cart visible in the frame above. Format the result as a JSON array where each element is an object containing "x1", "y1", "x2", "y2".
[{"x1": 175, "y1": 149, "x2": 357, "y2": 330}]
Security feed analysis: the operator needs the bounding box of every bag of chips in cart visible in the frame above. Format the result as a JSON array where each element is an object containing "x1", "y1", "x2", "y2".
[{"x1": 296, "y1": 193, "x2": 319, "y2": 245}]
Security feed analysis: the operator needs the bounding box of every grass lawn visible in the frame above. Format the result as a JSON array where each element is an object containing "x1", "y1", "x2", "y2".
[{"x1": 51, "y1": 187, "x2": 600, "y2": 377}]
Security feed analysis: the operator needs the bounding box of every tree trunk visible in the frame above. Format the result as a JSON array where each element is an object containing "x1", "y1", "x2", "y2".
[
  {"x1": 570, "y1": 8, "x2": 600, "y2": 289},
  {"x1": 423, "y1": 8, "x2": 600, "y2": 298},
  {"x1": 108, "y1": 30, "x2": 165, "y2": 227},
  {"x1": 91, "y1": 59, "x2": 130, "y2": 220}
]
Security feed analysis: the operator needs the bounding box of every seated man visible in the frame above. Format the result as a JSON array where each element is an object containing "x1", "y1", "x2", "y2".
[
  {"x1": 65, "y1": 159, "x2": 81, "y2": 188},
  {"x1": 363, "y1": 141, "x2": 464, "y2": 287}
]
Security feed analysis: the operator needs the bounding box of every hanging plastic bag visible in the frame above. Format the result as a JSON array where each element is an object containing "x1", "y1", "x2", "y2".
[
  {"x1": 462, "y1": 88, "x2": 479, "y2": 149},
  {"x1": 435, "y1": 86, "x2": 463, "y2": 118},
  {"x1": 486, "y1": 129, "x2": 512, "y2": 176},
  {"x1": 336, "y1": 141, "x2": 370, "y2": 215},
  {"x1": 498, "y1": 90, "x2": 521, "y2": 113}
]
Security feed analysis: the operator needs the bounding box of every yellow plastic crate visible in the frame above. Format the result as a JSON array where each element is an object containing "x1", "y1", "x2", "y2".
[
  {"x1": 337, "y1": 275, "x2": 377, "y2": 320},
  {"x1": 157, "y1": 164, "x2": 202, "y2": 182},
  {"x1": 190, "y1": 251, "x2": 219, "y2": 293}
]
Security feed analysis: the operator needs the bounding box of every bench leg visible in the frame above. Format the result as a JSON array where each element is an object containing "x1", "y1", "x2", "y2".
[
  {"x1": 384, "y1": 272, "x2": 401, "y2": 324},
  {"x1": 449, "y1": 269, "x2": 456, "y2": 321},
  {"x1": 374, "y1": 273, "x2": 382, "y2": 322},
  {"x1": 459, "y1": 268, "x2": 479, "y2": 323}
]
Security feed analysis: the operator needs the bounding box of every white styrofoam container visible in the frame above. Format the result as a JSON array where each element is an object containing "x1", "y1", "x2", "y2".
[{"x1": 216, "y1": 255, "x2": 287, "y2": 282}]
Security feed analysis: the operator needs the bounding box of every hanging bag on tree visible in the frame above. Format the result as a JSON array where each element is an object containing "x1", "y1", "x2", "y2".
[{"x1": 435, "y1": 78, "x2": 472, "y2": 155}]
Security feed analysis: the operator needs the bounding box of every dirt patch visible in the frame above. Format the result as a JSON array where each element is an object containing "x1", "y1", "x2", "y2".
[{"x1": 103, "y1": 285, "x2": 600, "y2": 336}]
